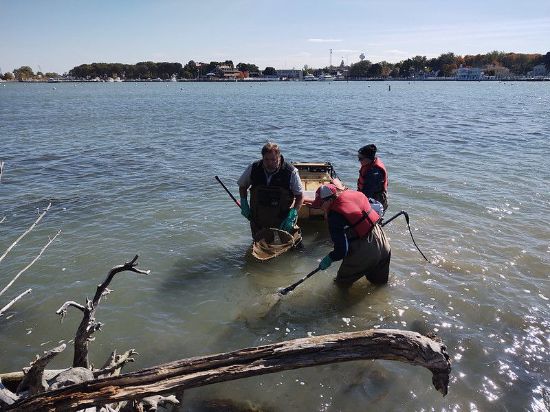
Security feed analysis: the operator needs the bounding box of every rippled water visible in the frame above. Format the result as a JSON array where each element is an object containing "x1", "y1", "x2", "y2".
[{"x1": 1, "y1": 81, "x2": 549, "y2": 411}]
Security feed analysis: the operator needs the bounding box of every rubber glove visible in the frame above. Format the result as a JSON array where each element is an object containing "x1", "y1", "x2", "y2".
[
  {"x1": 240, "y1": 197, "x2": 251, "y2": 220},
  {"x1": 318, "y1": 255, "x2": 333, "y2": 270},
  {"x1": 279, "y1": 208, "x2": 298, "y2": 232}
]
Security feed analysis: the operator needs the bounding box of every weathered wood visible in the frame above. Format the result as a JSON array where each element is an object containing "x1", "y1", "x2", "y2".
[
  {"x1": 16, "y1": 344, "x2": 66, "y2": 396},
  {"x1": 0, "y1": 203, "x2": 51, "y2": 270},
  {"x1": 0, "y1": 229, "x2": 61, "y2": 296},
  {"x1": 7, "y1": 329, "x2": 451, "y2": 411},
  {"x1": 55, "y1": 255, "x2": 150, "y2": 369},
  {"x1": 0, "y1": 378, "x2": 19, "y2": 407},
  {"x1": 0, "y1": 289, "x2": 32, "y2": 318},
  {"x1": 94, "y1": 349, "x2": 137, "y2": 379},
  {"x1": 0, "y1": 230, "x2": 60, "y2": 299}
]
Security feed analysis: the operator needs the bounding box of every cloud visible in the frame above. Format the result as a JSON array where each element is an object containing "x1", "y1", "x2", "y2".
[
  {"x1": 385, "y1": 49, "x2": 409, "y2": 56},
  {"x1": 333, "y1": 49, "x2": 360, "y2": 53},
  {"x1": 307, "y1": 38, "x2": 343, "y2": 43}
]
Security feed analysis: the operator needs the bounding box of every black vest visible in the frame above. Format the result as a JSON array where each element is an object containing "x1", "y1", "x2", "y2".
[
  {"x1": 249, "y1": 157, "x2": 295, "y2": 229},
  {"x1": 250, "y1": 157, "x2": 293, "y2": 189}
]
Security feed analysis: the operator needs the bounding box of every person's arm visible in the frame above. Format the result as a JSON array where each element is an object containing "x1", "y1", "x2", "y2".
[
  {"x1": 327, "y1": 212, "x2": 349, "y2": 262},
  {"x1": 237, "y1": 164, "x2": 253, "y2": 219},
  {"x1": 374, "y1": 165, "x2": 386, "y2": 194},
  {"x1": 290, "y1": 168, "x2": 304, "y2": 210},
  {"x1": 237, "y1": 164, "x2": 253, "y2": 199},
  {"x1": 293, "y1": 194, "x2": 304, "y2": 211}
]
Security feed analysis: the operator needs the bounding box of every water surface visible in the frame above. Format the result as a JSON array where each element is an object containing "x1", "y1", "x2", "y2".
[{"x1": 1, "y1": 81, "x2": 549, "y2": 411}]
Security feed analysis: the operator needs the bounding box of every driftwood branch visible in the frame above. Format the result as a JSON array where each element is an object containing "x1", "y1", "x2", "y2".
[
  {"x1": 7, "y1": 329, "x2": 451, "y2": 411},
  {"x1": 58, "y1": 255, "x2": 150, "y2": 369},
  {"x1": 16, "y1": 344, "x2": 66, "y2": 396},
  {"x1": 55, "y1": 301, "x2": 86, "y2": 320},
  {"x1": 0, "y1": 289, "x2": 32, "y2": 318},
  {"x1": 94, "y1": 349, "x2": 138, "y2": 379},
  {"x1": 1, "y1": 378, "x2": 19, "y2": 407},
  {"x1": 0, "y1": 203, "x2": 51, "y2": 267},
  {"x1": 0, "y1": 230, "x2": 60, "y2": 298}
]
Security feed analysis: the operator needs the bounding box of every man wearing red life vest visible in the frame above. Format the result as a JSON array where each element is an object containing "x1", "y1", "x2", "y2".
[
  {"x1": 357, "y1": 144, "x2": 388, "y2": 213},
  {"x1": 312, "y1": 184, "x2": 391, "y2": 286}
]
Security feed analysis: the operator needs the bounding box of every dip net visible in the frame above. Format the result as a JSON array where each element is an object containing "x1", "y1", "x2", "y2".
[{"x1": 252, "y1": 228, "x2": 302, "y2": 261}]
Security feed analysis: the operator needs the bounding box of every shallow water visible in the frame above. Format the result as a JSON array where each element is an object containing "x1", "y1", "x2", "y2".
[{"x1": 1, "y1": 81, "x2": 549, "y2": 411}]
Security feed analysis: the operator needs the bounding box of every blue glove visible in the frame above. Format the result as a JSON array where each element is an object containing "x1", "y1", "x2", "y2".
[
  {"x1": 279, "y1": 208, "x2": 298, "y2": 232},
  {"x1": 319, "y1": 255, "x2": 332, "y2": 270},
  {"x1": 240, "y1": 197, "x2": 250, "y2": 220}
]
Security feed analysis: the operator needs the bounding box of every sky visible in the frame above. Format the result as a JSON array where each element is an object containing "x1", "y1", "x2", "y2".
[{"x1": 1, "y1": 0, "x2": 549, "y2": 74}]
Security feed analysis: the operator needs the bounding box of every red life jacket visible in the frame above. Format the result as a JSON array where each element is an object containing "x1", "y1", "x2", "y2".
[
  {"x1": 357, "y1": 157, "x2": 388, "y2": 193},
  {"x1": 329, "y1": 190, "x2": 380, "y2": 238}
]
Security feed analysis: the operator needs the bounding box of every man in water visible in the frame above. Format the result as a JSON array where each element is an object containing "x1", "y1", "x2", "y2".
[
  {"x1": 238, "y1": 142, "x2": 304, "y2": 241},
  {"x1": 357, "y1": 144, "x2": 388, "y2": 214},
  {"x1": 312, "y1": 183, "x2": 391, "y2": 286}
]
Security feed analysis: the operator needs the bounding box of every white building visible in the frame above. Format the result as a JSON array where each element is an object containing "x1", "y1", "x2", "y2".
[
  {"x1": 531, "y1": 64, "x2": 548, "y2": 77},
  {"x1": 276, "y1": 69, "x2": 303, "y2": 80},
  {"x1": 456, "y1": 66, "x2": 483, "y2": 80}
]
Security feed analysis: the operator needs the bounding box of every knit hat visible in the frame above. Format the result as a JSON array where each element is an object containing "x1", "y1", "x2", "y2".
[{"x1": 358, "y1": 144, "x2": 377, "y2": 160}]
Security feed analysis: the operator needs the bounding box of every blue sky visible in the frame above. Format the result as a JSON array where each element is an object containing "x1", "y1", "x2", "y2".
[{"x1": 1, "y1": 0, "x2": 549, "y2": 74}]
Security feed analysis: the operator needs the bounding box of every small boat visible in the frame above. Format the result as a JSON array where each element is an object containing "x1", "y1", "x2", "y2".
[
  {"x1": 303, "y1": 74, "x2": 318, "y2": 81},
  {"x1": 292, "y1": 162, "x2": 346, "y2": 219},
  {"x1": 317, "y1": 73, "x2": 334, "y2": 81}
]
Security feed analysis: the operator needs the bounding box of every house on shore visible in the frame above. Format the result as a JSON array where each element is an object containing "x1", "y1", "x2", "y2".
[{"x1": 456, "y1": 66, "x2": 483, "y2": 80}]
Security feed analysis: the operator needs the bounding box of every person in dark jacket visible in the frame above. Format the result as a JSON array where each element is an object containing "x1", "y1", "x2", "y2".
[
  {"x1": 238, "y1": 142, "x2": 304, "y2": 240},
  {"x1": 357, "y1": 144, "x2": 388, "y2": 214},
  {"x1": 312, "y1": 183, "x2": 391, "y2": 286}
]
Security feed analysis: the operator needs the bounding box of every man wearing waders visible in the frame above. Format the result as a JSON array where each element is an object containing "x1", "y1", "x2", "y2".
[
  {"x1": 238, "y1": 142, "x2": 304, "y2": 242},
  {"x1": 312, "y1": 183, "x2": 391, "y2": 286}
]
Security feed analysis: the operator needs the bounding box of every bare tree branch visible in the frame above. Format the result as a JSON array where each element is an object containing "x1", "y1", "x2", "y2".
[
  {"x1": 61, "y1": 255, "x2": 149, "y2": 369},
  {"x1": 55, "y1": 301, "x2": 86, "y2": 320},
  {"x1": 16, "y1": 344, "x2": 66, "y2": 396},
  {"x1": 0, "y1": 230, "x2": 61, "y2": 298},
  {"x1": 7, "y1": 329, "x2": 451, "y2": 411},
  {"x1": 0, "y1": 202, "x2": 51, "y2": 266},
  {"x1": 0, "y1": 289, "x2": 32, "y2": 317},
  {"x1": 94, "y1": 350, "x2": 138, "y2": 379}
]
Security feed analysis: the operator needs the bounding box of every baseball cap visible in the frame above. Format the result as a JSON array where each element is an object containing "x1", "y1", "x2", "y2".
[{"x1": 311, "y1": 184, "x2": 338, "y2": 208}]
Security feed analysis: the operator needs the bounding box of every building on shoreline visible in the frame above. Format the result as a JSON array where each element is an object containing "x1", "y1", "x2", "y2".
[{"x1": 456, "y1": 66, "x2": 483, "y2": 81}]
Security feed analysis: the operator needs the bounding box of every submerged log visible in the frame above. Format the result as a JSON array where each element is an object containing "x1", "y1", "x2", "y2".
[{"x1": 7, "y1": 328, "x2": 451, "y2": 411}]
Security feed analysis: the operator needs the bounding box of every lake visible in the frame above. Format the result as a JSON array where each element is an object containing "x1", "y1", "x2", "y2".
[{"x1": 1, "y1": 80, "x2": 549, "y2": 411}]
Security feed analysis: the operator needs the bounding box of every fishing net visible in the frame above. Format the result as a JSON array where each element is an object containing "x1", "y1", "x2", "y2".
[{"x1": 251, "y1": 227, "x2": 302, "y2": 261}]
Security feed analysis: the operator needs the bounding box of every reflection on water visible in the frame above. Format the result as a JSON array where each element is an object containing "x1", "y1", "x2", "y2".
[{"x1": 1, "y1": 81, "x2": 549, "y2": 410}]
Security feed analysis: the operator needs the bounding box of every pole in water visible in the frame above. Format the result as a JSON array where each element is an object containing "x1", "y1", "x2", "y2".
[
  {"x1": 215, "y1": 175, "x2": 241, "y2": 207},
  {"x1": 388, "y1": 84, "x2": 391, "y2": 91}
]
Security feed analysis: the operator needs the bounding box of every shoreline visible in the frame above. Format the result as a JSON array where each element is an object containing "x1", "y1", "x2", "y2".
[{"x1": 3, "y1": 77, "x2": 550, "y2": 84}]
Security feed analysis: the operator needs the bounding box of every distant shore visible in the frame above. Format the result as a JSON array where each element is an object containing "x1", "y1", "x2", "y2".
[{"x1": 2, "y1": 77, "x2": 549, "y2": 84}]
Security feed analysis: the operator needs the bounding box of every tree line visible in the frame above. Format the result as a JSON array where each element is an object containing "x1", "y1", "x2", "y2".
[
  {"x1": 2, "y1": 51, "x2": 549, "y2": 81},
  {"x1": 67, "y1": 61, "x2": 272, "y2": 80},
  {"x1": 348, "y1": 51, "x2": 550, "y2": 78}
]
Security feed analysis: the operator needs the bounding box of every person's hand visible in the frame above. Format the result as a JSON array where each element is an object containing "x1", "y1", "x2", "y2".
[
  {"x1": 318, "y1": 255, "x2": 332, "y2": 270},
  {"x1": 279, "y1": 208, "x2": 298, "y2": 232},
  {"x1": 240, "y1": 197, "x2": 250, "y2": 220}
]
